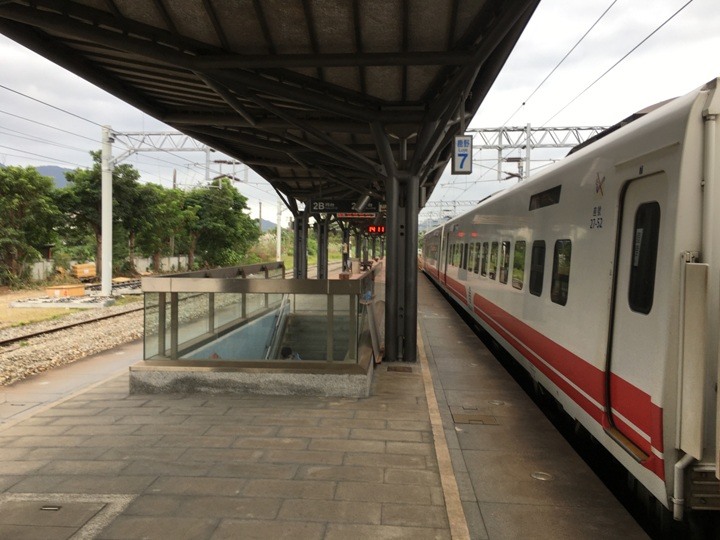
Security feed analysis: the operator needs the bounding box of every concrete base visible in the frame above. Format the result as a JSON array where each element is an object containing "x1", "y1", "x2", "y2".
[{"x1": 129, "y1": 360, "x2": 374, "y2": 398}]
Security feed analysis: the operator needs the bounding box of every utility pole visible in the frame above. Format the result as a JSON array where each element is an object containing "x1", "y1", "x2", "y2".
[
  {"x1": 259, "y1": 201, "x2": 263, "y2": 232},
  {"x1": 100, "y1": 126, "x2": 114, "y2": 297},
  {"x1": 276, "y1": 201, "x2": 282, "y2": 262}
]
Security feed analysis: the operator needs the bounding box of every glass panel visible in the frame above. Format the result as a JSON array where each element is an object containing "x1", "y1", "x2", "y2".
[
  {"x1": 481, "y1": 242, "x2": 489, "y2": 276},
  {"x1": 513, "y1": 241, "x2": 526, "y2": 290},
  {"x1": 629, "y1": 202, "x2": 661, "y2": 314},
  {"x1": 473, "y1": 242, "x2": 481, "y2": 274},
  {"x1": 499, "y1": 241, "x2": 511, "y2": 284},
  {"x1": 489, "y1": 242, "x2": 498, "y2": 279},
  {"x1": 530, "y1": 241, "x2": 545, "y2": 296},
  {"x1": 551, "y1": 240, "x2": 572, "y2": 306}
]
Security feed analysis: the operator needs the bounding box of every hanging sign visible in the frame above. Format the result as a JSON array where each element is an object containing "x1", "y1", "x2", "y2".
[{"x1": 452, "y1": 135, "x2": 472, "y2": 174}]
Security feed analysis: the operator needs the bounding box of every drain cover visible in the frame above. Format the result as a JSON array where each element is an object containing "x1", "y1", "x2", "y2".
[
  {"x1": 0, "y1": 494, "x2": 135, "y2": 540},
  {"x1": 451, "y1": 412, "x2": 498, "y2": 425}
]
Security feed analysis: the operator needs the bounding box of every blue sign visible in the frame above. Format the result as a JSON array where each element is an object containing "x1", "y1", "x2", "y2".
[{"x1": 452, "y1": 135, "x2": 472, "y2": 174}]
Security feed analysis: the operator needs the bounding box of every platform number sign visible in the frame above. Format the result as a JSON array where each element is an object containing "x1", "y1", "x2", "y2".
[{"x1": 452, "y1": 135, "x2": 472, "y2": 174}]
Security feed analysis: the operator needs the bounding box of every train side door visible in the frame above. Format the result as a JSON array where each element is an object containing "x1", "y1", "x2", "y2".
[{"x1": 607, "y1": 174, "x2": 667, "y2": 455}]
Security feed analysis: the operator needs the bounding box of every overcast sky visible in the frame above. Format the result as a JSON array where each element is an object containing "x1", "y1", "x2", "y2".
[{"x1": 2, "y1": 0, "x2": 720, "y2": 223}]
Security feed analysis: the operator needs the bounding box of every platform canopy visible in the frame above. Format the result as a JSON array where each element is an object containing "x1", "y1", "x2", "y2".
[{"x1": 0, "y1": 0, "x2": 539, "y2": 212}]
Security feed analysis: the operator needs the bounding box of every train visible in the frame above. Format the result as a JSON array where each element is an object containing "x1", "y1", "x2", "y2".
[{"x1": 422, "y1": 77, "x2": 720, "y2": 527}]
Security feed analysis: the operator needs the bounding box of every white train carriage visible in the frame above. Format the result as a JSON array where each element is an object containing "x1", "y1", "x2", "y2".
[{"x1": 423, "y1": 78, "x2": 720, "y2": 521}]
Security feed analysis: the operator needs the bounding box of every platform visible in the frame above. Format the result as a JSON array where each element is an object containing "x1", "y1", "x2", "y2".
[{"x1": 0, "y1": 275, "x2": 648, "y2": 539}]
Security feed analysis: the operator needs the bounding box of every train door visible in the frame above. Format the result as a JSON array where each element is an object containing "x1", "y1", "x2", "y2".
[{"x1": 607, "y1": 174, "x2": 667, "y2": 455}]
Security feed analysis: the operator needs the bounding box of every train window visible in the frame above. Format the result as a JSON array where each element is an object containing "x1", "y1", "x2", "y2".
[
  {"x1": 489, "y1": 242, "x2": 498, "y2": 279},
  {"x1": 449, "y1": 244, "x2": 455, "y2": 266},
  {"x1": 473, "y1": 242, "x2": 481, "y2": 274},
  {"x1": 551, "y1": 240, "x2": 572, "y2": 306},
  {"x1": 629, "y1": 202, "x2": 661, "y2": 314},
  {"x1": 529, "y1": 241, "x2": 545, "y2": 296},
  {"x1": 481, "y1": 242, "x2": 489, "y2": 276},
  {"x1": 499, "y1": 241, "x2": 511, "y2": 284},
  {"x1": 529, "y1": 185, "x2": 562, "y2": 210},
  {"x1": 513, "y1": 241, "x2": 526, "y2": 290},
  {"x1": 463, "y1": 243, "x2": 470, "y2": 270}
]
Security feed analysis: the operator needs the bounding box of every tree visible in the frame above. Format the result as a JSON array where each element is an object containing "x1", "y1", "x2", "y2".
[
  {"x1": 0, "y1": 166, "x2": 59, "y2": 285},
  {"x1": 136, "y1": 184, "x2": 187, "y2": 271},
  {"x1": 184, "y1": 179, "x2": 260, "y2": 267},
  {"x1": 57, "y1": 152, "x2": 141, "y2": 277}
]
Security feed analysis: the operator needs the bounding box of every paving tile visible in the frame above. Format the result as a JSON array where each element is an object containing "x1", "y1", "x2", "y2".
[
  {"x1": 350, "y1": 428, "x2": 424, "y2": 442},
  {"x1": 278, "y1": 499, "x2": 381, "y2": 524},
  {"x1": 203, "y1": 424, "x2": 277, "y2": 437},
  {"x1": 276, "y1": 426, "x2": 350, "y2": 439},
  {"x1": 0, "y1": 476, "x2": 22, "y2": 491},
  {"x1": 381, "y1": 503, "x2": 449, "y2": 528},
  {"x1": 37, "y1": 460, "x2": 128, "y2": 476},
  {"x1": 99, "y1": 447, "x2": 186, "y2": 462},
  {"x1": 80, "y1": 435, "x2": 163, "y2": 448},
  {"x1": 123, "y1": 494, "x2": 182, "y2": 516},
  {"x1": 385, "y1": 441, "x2": 435, "y2": 457},
  {"x1": 324, "y1": 523, "x2": 450, "y2": 540},
  {"x1": 335, "y1": 482, "x2": 433, "y2": 505},
  {"x1": 155, "y1": 435, "x2": 235, "y2": 448},
  {"x1": 62, "y1": 425, "x2": 140, "y2": 436},
  {"x1": 3, "y1": 436, "x2": 89, "y2": 448},
  {"x1": 308, "y1": 439, "x2": 385, "y2": 453},
  {"x1": 121, "y1": 460, "x2": 212, "y2": 477},
  {"x1": 148, "y1": 476, "x2": 245, "y2": 496},
  {"x1": 96, "y1": 516, "x2": 218, "y2": 540},
  {"x1": 250, "y1": 416, "x2": 320, "y2": 427},
  {"x1": 0, "y1": 425, "x2": 70, "y2": 437},
  {"x1": 207, "y1": 462, "x2": 297, "y2": 480},
  {"x1": 242, "y1": 479, "x2": 335, "y2": 500},
  {"x1": 295, "y1": 465, "x2": 384, "y2": 483},
  {"x1": 179, "y1": 448, "x2": 263, "y2": 463},
  {"x1": 319, "y1": 417, "x2": 387, "y2": 430},
  {"x1": 26, "y1": 447, "x2": 109, "y2": 461},
  {"x1": 36, "y1": 407, "x2": 107, "y2": 417},
  {"x1": 178, "y1": 495, "x2": 282, "y2": 519},
  {"x1": 261, "y1": 449, "x2": 344, "y2": 466},
  {"x1": 344, "y1": 452, "x2": 427, "y2": 470},
  {"x1": 384, "y1": 469, "x2": 441, "y2": 487},
  {"x1": 232, "y1": 436, "x2": 309, "y2": 450},
  {"x1": 211, "y1": 519, "x2": 324, "y2": 540}
]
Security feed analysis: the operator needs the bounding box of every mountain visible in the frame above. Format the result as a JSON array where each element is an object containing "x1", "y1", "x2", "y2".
[
  {"x1": 260, "y1": 218, "x2": 277, "y2": 232},
  {"x1": 36, "y1": 165, "x2": 71, "y2": 188}
]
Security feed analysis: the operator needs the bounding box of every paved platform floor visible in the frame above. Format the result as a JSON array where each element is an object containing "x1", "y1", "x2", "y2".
[{"x1": 0, "y1": 275, "x2": 648, "y2": 539}]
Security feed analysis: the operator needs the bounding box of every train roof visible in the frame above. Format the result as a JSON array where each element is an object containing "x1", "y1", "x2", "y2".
[{"x1": 425, "y1": 76, "x2": 720, "y2": 236}]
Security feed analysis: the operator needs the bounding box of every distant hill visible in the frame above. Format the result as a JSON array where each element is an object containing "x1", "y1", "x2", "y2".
[
  {"x1": 36, "y1": 165, "x2": 71, "y2": 188},
  {"x1": 0, "y1": 163, "x2": 70, "y2": 188},
  {"x1": 260, "y1": 218, "x2": 276, "y2": 232}
]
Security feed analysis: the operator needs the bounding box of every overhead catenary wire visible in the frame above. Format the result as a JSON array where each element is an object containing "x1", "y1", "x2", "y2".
[
  {"x1": 500, "y1": 0, "x2": 619, "y2": 127},
  {"x1": 541, "y1": 0, "x2": 695, "y2": 126},
  {"x1": 0, "y1": 83, "x2": 282, "y2": 207},
  {"x1": 436, "y1": 0, "x2": 696, "y2": 207}
]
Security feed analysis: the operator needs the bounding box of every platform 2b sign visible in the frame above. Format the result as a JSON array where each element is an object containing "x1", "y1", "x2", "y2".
[
  {"x1": 310, "y1": 200, "x2": 379, "y2": 213},
  {"x1": 452, "y1": 135, "x2": 472, "y2": 174}
]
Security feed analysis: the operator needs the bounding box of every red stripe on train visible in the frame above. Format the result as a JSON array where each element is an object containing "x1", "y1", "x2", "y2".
[{"x1": 467, "y1": 292, "x2": 664, "y2": 479}]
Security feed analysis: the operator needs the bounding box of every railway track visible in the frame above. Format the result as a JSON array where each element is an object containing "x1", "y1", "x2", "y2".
[
  {"x1": 0, "y1": 305, "x2": 144, "y2": 351},
  {"x1": 0, "y1": 260, "x2": 349, "y2": 352}
]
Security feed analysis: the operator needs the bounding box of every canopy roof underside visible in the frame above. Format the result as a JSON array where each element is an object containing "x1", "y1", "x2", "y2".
[{"x1": 0, "y1": 0, "x2": 539, "y2": 213}]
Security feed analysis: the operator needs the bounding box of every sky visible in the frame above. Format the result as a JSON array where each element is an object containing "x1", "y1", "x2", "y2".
[{"x1": 1, "y1": 0, "x2": 720, "y2": 225}]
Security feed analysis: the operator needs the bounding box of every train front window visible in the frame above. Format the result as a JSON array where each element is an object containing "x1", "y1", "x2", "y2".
[
  {"x1": 499, "y1": 241, "x2": 511, "y2": 284},
  {"x1": 629, "y1": 202, "x2": 661, "y2": 314},
  {"x1": 551, "y1": 240, "x2": 572, "y2": 306},
  {"x1": 513, "y1": 241, "x2": 526, "y2": 290},
  {"x1": 530, "y1": 241, "x2": 545, "y2": 296}
]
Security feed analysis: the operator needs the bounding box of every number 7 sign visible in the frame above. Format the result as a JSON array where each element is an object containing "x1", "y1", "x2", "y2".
[{"x1": 452, "y1": 135, "x2": 472, "y2": 174}]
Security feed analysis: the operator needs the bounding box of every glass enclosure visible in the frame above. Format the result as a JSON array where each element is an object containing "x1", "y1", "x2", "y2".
[{"x1": 142, "y1": 261, "x2": 383, "y2": 365}]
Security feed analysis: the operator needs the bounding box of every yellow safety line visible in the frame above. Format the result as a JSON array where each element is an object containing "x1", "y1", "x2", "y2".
[{"x1": 417, "y1": 327, "x2": 471, "y2": 540}]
